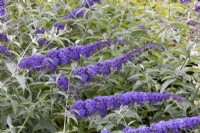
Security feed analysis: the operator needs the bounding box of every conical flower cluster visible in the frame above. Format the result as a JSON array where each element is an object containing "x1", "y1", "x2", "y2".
[
  {"x1": 123, "y1": 115, "x2": 200, "y2": 133},
  {"x1": 73, "y1": 43, "x2": 162, "y2": 82},
  {"x1": 35, "y1": 28, "x2": 48, "y2": 46},
  {"x1": 54, "y1": 0, "x2": 101, "y2": 30},
  {"x1": 0, "y1": 0, "x2": 6, "y2": 22},
  {"x1": 70, "y1": 92, "x2": 182, "y2": 118},
  {"x1": 19, "y1": 39, "x2": 125, "y2": 72},
  {"x1": 180, "y1": 0, "x2": 191, "y2": 2},
  {"x1": 0, "y1": 45, "x2": 10, "y2": 55},
  {"x1": 0, "y1": 32, "x2": 8, "y2": 42},
  {"x1": 53, "y1": 75, "x2": 69, "y2": 90},
  {"x1": 194, "y1": 6, "x2": 200, "y2": 12}
]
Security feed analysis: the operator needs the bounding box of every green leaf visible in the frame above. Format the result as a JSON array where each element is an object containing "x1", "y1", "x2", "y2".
[
  {"x1": 171, "y1": 22, "x2": 189, "y2": 32},
  {"x1": 6, "y1": 63, "x2": 17, "y2": 74},
  {"x1": 7, "y1": 115, "x2": 13, "y2": 128},
  {"x1": 32, "y1": 115, "x2": 56, "y2": 133},
  {"x1": 15, "y1": 75, "x2": 26, "y2": 90},
  {"x1": 11, "y1": 100, "x2": 18, "y2": 117},
  {"x1": 160, "y1": 79, "x2": 176, "y2": 93}
]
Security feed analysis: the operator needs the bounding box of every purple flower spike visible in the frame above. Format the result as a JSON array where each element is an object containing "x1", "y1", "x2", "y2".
[
  {"x1": 70, "y1": 92, "x2": 182, "y2": 118},
  {"x1": 0, "y1": 0, "x2": 5, "y2": 6},
  {"x1": 0, "y1": 45, "x2": 10, "y2": 55},
  {"x1": 35, "y1": 28, "x2": 45, "y2": 34},
  {"x1": 82, "y1": 0, "x2": 101, "y2": 8},
  {"x1": 35, "y1": 28, "x2": 49, "y2": 46},
  {"x1": 53, "y1": 75, "x2": 69, "y2": 90},
  {"x1": 73, "y1": 43, "x2": 162, "y2": 82},
  {"x1": 180, "y1": 0, "x2": 191, "y2": 2},
  {"x1": 19, "y1": 39, "x2": 125, "y2": 72},
  {"x1": 0, "y1": 6, "x2": 5, "y2": 16},
  {"x1": 37, "y1": 38, "x2": 48, "y2": 46},
  {"x1": 123, "y1": 126, "x2": 150, "y2": 133},
  {"x1": 0, "y1": 0, "x2": 6, "y2": 17},
  {"x1": 101, "y1": 130, "x2": 110, "y2": 133},
  {"x1": 55, "y1": 4, "x2": 60, "y2": 9},
  {"x1": 54, "y1": 23, "x2": 65, "y2": 30},
  {"x1": 138, "y1": 24, "x2": 145, "y2": 30},
  {"x1": 82, "y1": 0, "x2": 95, "y2": 8},
  {"x1": 19, "y1": 55, "x2": 45, "y2": 71},
  {"x1": 63, "y1": 0, "x2": 101, "y2": 19},
  {"x1": 79, "y1": 39, "x2": 126, "y2": 58},
  {"x1": 194, "y1": 6, "x2": 200, "y2": 12},
  {"x1": 63, "y1": 8, "x2": 85, "y2": 19},
  {"x1": 0, "y1": 33, "x2": 8, "y2": 42},
  {"x1": 123, "y1": 115, "x2": 200, "y2": 133},
  {"x1": 186, "y1": 20, "x2": 198, "y2": 27}
]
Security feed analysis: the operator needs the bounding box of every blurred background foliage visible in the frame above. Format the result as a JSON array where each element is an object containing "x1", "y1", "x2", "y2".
[{"x1": 0, "y1": 0, "x2": 200, "y2": 132}]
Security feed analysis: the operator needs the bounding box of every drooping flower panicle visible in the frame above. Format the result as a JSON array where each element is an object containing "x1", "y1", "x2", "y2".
[
  {"x1": 54, "y1": 0, "x2": 101, "y2": 30},
  {"x1": 0, "y1": 45, "x2": 10, "y2": 55},
  {"x1": 180, "y1": 0, "x2": 191, "y2": 2},
  {"x1": 73, "y1": 43, "x2": 162, "y2": 82},
  {"x1": 81, "y1": 0, "x2": 101, "y2": 8},
  {"x1": 35, "y1": 28, "x2": 45, "y2": 34},
  {"x1": 123, "y1": 115, "x2": 200, "y2": 133},
  {"x1": 53, "y1": 75, "x2": 69, "y2": 90},
  {"x1": 35, "y1": 28, "x2": 48, "y2": 45},
  {"x1": 0, "y1": 32, "x2": 9, "y2": 42},
  {"x1": 63, "y1": 7, "x2": 85, "y2": 20},
  {"x1": 64, "y1": 0, "x2": 100, "y2": 19},
  {"x1": 100, "y1": 130, "x2": 110, "y2": 133},
  {"x1": 186, "y1": 20, "x2": 198, "y2": 27},
  {"x1": 0, "y1": 0, "x2": 5, "y2": 15},
  {"x1": 123, "y1": 126, "x2": 150, "y2": 133},
  {"x1": 19, "y1": 39, "x2": 126, "y2": 72},
  {"x1": 0, "y1": 0, "x2": 6, "y2": 22},
  {"x1": 194, "y1": 6, "x2": 200, "y2": 12},
  {"x1": 0, "y1": 0, "x2": 5, "y2": 6},
  {"x1": 70, "y1": 92, "x2": 182, "y2": 118}
]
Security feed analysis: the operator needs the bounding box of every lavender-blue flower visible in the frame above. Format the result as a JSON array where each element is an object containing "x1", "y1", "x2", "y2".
[
  {"x1": 123, "y1": 115, "x2": 200, "y2": 133},
  {"x1": 19, "y1": 39, "x2": 125, "y2": 72},
  {"x1": 63, "y1": 0, "x2": 100, "y2": 19},
  {"x1": 82, "y1": 0, "x2": 101, "y2": 8},
  {"x1": 35, "y1": 28, "x2": 48, "y2": 45},
  {"x1": 0, "y1": 0, "x2": 6, "y2": 17},
  {"x1": 100, "y1": 130, "x2": 110, "y2": 133},
  {"x1": 73, "y1": 43, "x2": 162, "y2": 82},
  {"x1": 37, "y1": 38, "x2": 48, "y2": 46},
  {"x1": 180, "y1": 0, "x2": 191, "y2": 2},
  {"x1": 0, "y1": 45, "x2": 10, "y2": 55},
  {"x1": 186, "y1": 20, "x2": 198, "y2": 27},
  {"x1": 53, "y1": 0, "x2": 100, "y2": 30},
  {"x1": 70, "y1": 92, "x2": 182, "y2": 118},
  {"x1": 54, "y1": 23, "x2": 65, "y2": 30},
  {"x1": 0, "y1": 0, "x2": 5, "y2": 6},
  {"x1": 0, "y1": 6, "x2": 5, "y2": 16},
  {"x1": 0, "y1": 33, "x2": 8, "y2": 42},
  {"x1": 19, "y1": 55, "x2": 45, "y2": 71},
  {"x1": 55, "y1": 4, "x2": 60, "y2": 9},
  {"x1": 53, "y1": 75, "x2": 69, "y2": 90},
  {"x1": 63, "y1": 8, "x2": 85, "y2": 19},
  {"x1": 194, "y1": 6, "x2": 200, "y2": 12},
  {"x1": 35, "y1": 28, "x2": 45, "y2": 34}
]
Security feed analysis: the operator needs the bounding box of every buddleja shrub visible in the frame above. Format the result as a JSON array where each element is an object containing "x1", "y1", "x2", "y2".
[{"x1": 0, "y1": 0, "x2": 200, "y2": 133}]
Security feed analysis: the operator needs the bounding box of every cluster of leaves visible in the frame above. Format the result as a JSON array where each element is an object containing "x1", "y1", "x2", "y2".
[{"x1": 0, "y1": 0, "x2": 200, "y2": 133}]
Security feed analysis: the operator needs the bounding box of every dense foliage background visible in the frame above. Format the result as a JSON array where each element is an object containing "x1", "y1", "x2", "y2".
[{"x1": 0, "y1": 0, "x2": 200, "y2": 132}]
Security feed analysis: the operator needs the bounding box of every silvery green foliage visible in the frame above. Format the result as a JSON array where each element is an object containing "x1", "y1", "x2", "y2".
[{"x1": 0, "y1": 0, "x2": 200, "y2": 132}]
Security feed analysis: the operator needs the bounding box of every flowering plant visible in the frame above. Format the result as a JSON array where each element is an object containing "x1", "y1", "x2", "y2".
[{"x1": 0, "y1": 0, "x2": 200, "y2": 133}]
